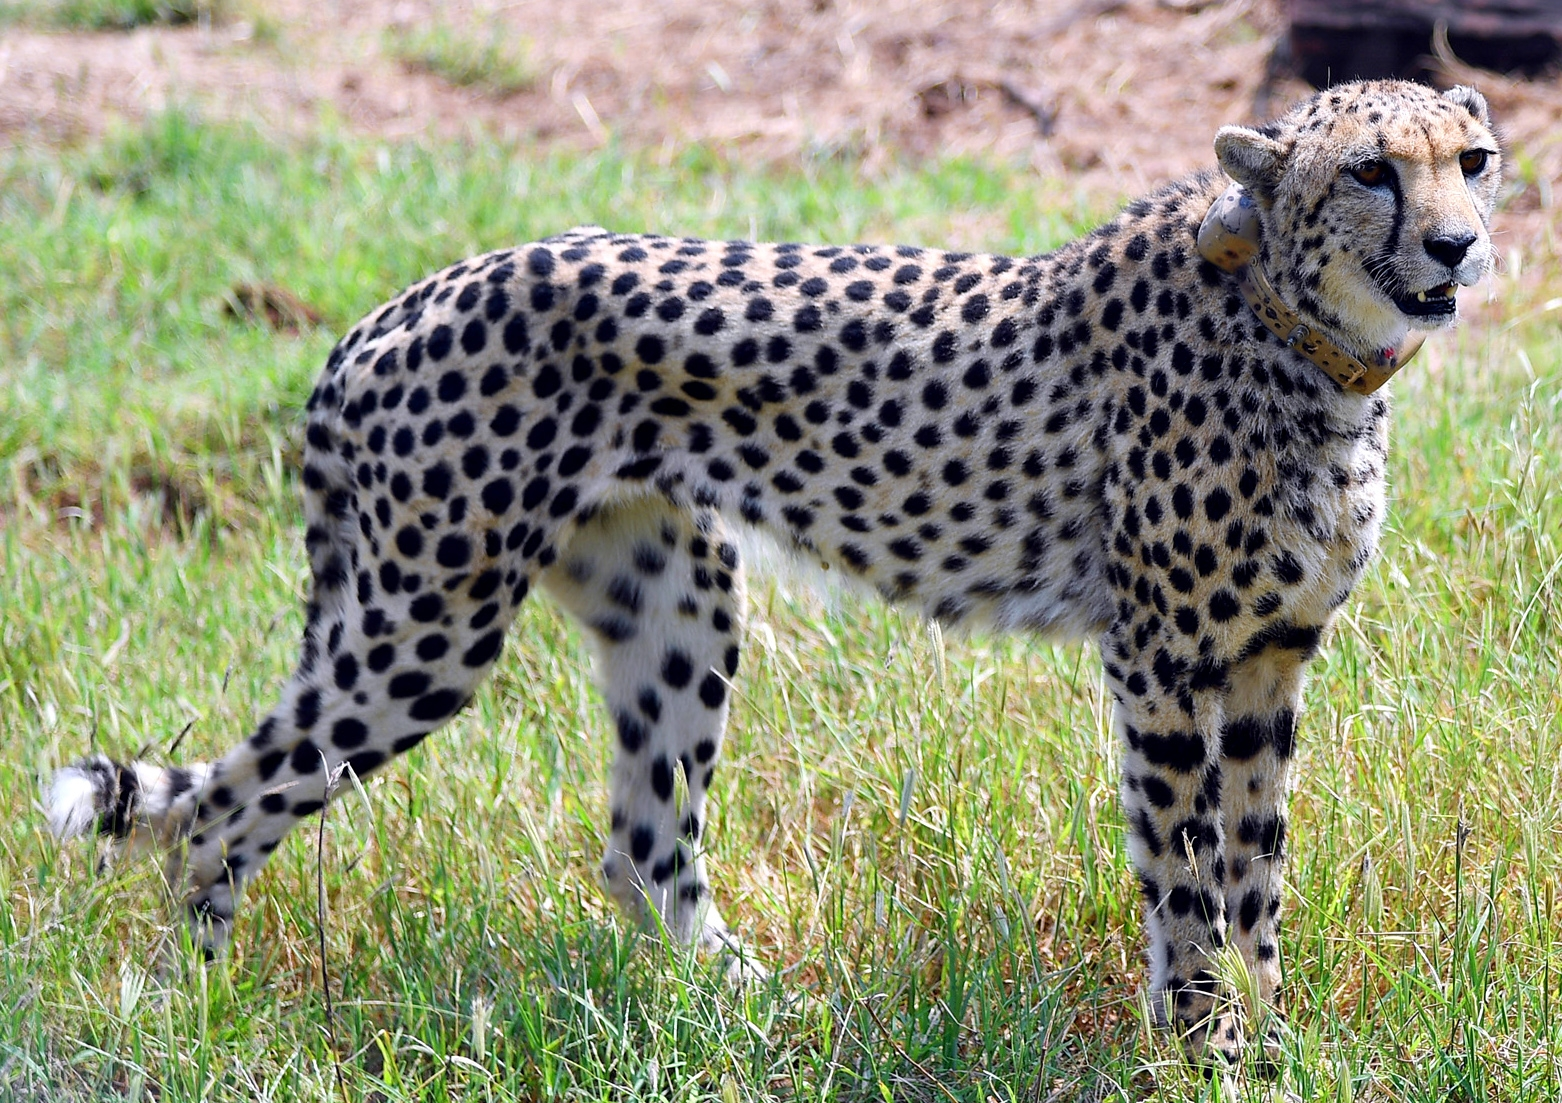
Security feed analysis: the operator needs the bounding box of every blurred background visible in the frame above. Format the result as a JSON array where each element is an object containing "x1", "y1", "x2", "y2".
[
  {"x1": 0, "y1": 2, "x2": 1555, "y2": 182},
  {"x1": 4, "y1": 0, "x2": 1559, "y2": 304}
]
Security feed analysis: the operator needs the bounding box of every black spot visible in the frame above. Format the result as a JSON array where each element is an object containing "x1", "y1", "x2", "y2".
[
  {"x1": 416, "y1": 634, "x2": 449, "y2": 661},
  {"x1": 662, "y1": 649, "x2": 694, "y2": 689},
  {"x1": 528, "y1": 247, "x2": 556, "y2": 277},
  {"x1": 1238, "y1": 889, "x2": 1262, "y2": 932},
  {"x1": 697, "y1": 672, "x2": 726, "y2": 709},
  {"x1": 571, "y1": 404, "x2": 601, "y2": 437},
  {"x1": 427, "y1": 324, "x2": 453, "y2": 361},
  {"x1": 436, "y1": 534, "x2": 472, "y2": 569},
  {"x1": 462, "y1": 630, "x2": 504, "y2": 668},
  {"x1": 534, "y1": 364, "x2": 562, "y2": 399},
  {"x1": 290, "y1": 738, "x2": 322, "y2": 775},
  {"x1": 1135, "y1": 810, "x2": 1163, "y2": 857},
  {"x1": 1142, "y1": 776, "x2": 1175, "y2": 808},
  {"x1": 346, "y1": 750, "x2": 386, "y2": 777},
  {"x1": 503, "y1": 314, "x2": 530, "y2": 354},
  {"x1": 1209, "y1": 589, "x2": 1241, "y2": 622},
  {"x1": 294, "y1": 689, "x2": 321, "y2": 731},
  {"x1": 650, "y1": 755, "x2": 675, "y2": 801},
  {"x1": 549, "y1": 487, "x2": 579, "y2": 518},
  {"x1": 1238, "y1": 814, "x2": 1286, "y2": 856},
  {"x1": 388, "y1": 671, "x2": 433, "y2": 698},
  {"x1": 421, "y1": 463, "x2": 453, "y2": 501},
  {"x1": 393, "y1": 732, "x2": 429, "y2": 754},
  {"x1": 409, "y1": 689, "x2": 463, "y2": 722},
  {"x1": 331, "y1": 718, "x2": 369, "y2": 749},
  {"x1": 482, "y1": 478, "x2": 515, "y2": 514},
  {"x1": 616, "y1": 711, "x2": 648, "y2": 754},
  {"x1": 631, "y1": 825, "x2": 655, "y2": 862},
  {"x1": 1139, "y1": 730, "x2": 1205, "y2": 772}
]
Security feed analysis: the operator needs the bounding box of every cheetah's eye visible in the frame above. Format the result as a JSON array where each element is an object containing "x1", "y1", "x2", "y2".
[
  {"x1": 1459, "y1": 149, "x2": 1489, "y2": 176},
  {"x1": 1349, "y1": 160, "x2": 1392, "y2": 188}
]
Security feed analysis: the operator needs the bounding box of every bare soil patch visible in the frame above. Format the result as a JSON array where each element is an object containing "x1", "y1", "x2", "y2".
[{"x1": 2, "y1": 0, "x2": 1558, "y2": 310}]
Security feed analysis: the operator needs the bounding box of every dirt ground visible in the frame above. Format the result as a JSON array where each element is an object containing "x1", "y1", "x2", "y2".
[{"x1": 2, "y1": 0, "x2": 1560, "y2": 308}]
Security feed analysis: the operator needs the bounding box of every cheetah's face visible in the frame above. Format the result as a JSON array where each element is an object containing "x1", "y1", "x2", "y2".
[{"x1": 1214, "y1": 82, "x2": 1501, "y2": 356}]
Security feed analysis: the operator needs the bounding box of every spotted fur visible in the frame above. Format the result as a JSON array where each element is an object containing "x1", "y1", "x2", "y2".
[{"x1": 47, "y1": 81, "x2": 1500, "y2": 1066}]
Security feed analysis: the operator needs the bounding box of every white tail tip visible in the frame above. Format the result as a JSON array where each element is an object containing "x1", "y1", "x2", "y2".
[{"x1": 45, "y1": 764, "x2": 103, "y2": 839}]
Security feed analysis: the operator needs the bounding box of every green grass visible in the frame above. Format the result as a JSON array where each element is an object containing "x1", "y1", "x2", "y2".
[
  {"x1": 2, "y1": 110, "x2": 1560, "y2": 1101},
  {"x1": 385, "y1": 22, "x2": 539, "y2": 98},
  {"x1": 0, "y1": 0, "x2": 233, "y2": 31}
]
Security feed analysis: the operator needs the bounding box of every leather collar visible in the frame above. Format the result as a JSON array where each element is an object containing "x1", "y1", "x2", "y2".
[{"x1": 1195, "y1": 183, "x2": 1423, "y2": 396}]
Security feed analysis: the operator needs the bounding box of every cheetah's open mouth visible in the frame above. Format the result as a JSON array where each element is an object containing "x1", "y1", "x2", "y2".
[{"x1": 1393, "y1": 283, "x2": 1458, "y2": 318}]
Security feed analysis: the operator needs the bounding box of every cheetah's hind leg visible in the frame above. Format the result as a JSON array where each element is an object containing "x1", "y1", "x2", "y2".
[{"x1": 540, "y1": 494, "x2": 765, "y2": 983}]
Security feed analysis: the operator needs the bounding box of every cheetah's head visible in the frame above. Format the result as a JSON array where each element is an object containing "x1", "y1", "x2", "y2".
[{"x1": 1213, "y1": 81, "x2": 1501, "y2": 360}]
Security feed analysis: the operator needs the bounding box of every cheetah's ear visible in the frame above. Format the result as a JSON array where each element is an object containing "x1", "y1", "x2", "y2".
[
  {"x1": 1442, "y1": 85, "x2": 1491, "y2": 127},
  {"x1": 1214, "y1": 126, "x2": 1288, "y2": 200}
]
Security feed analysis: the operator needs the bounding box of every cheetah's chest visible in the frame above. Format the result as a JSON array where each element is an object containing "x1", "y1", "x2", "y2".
[{"x1": 1260, "y1": 399, "x2": 1390, "y2": 624}]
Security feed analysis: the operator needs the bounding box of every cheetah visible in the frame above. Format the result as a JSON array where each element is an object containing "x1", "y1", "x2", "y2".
[{"x1": 47, "y1": 80, "x2": 1500, "y2": 1066}]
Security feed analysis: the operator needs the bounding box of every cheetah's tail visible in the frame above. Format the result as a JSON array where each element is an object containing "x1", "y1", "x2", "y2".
[{"x1": 45, "y1": 753, "x2": 210, "y2": 845}]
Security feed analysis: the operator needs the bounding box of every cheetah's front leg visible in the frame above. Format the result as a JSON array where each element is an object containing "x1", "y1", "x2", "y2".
[
  {"x1": 1103, "y1": 631, "x2": 1240, "y2": 1065},
  {"x1": 1217, "y1": 651, "x2": 1309, "y2": 1070}
]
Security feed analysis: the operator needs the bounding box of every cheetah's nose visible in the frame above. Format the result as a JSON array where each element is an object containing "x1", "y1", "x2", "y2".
[{"x1": 1424, "y1": 231, "x2": 1476, "y2": 270}]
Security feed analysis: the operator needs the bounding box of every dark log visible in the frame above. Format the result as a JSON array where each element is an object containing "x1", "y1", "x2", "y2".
[{"x1": 1288, "y1": 0, "x2": 1562, "y2": 85}]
